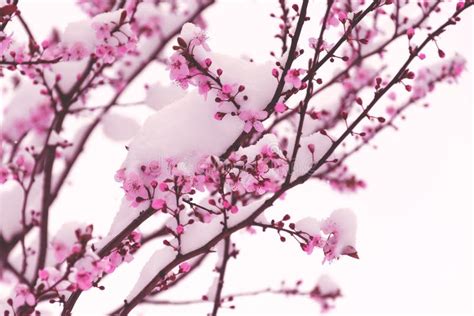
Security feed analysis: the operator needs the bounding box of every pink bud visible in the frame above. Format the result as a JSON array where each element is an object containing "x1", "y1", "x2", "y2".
[
  {"x1": 179, "y1": 262, "x2": 191, "y2": 273},
  {"x1": 406, "y1": 27, "x2": 415, "y2": 40},
  {"x1": 158, "y1": 182, "x2": 168, "y2": 192},
  {"x1": 39, "y1": 269, "x2": 49, "y2": 280},
  {"x1": 222, "y1": 84, "x2": 233, "y2": 94},
  {"x1": 71, "y1": 244, "x2": 81, "y2": 253},
  {"x1": 338, "y1": 11, "x2": 347, "y2": 23},
  {"x1": 214, "y1": 112, "x2": 225, "y2": 120},
  {"x1": 41, "y1": 40, "x2": 50, "y2": 49},
  {"x1": 152, "y1": 199, "x2": 166, "y2": 209},
  {"x1": 275, "y1": 102, "x2": 287, "y2": 113}
]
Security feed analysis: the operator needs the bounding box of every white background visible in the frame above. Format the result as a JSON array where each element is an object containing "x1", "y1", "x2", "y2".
[{"x1": 1, "y1": 1, "x2": 472, "y2": 315}]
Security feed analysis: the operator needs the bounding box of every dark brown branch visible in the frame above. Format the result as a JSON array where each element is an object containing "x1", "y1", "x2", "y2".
[
  {"x1": 285, "y1": 0, "x2": 334, "y2": 183},
  {"x1": 210, "y1": 237, "x2": 230, "y2": 316},
  {"x1": 143, "y1": 286, "x2": 308, "y2": 306},
  {"x1": 0, "y1": 57, "x2": 62, "y2": 66},
  {"x1": 220, "y1": 0, "x2": 310, "y2": 159},
  {"x1": 294, "y1": 3, "x2": 472, "y2": 186},
  {"x1": 311, "y1": 0, "x2": 441, "y2": 98}
]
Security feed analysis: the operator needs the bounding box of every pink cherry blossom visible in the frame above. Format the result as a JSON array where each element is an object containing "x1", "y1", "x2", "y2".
[
  {"x1": 284, "y1": 69, "x2": 303, "y2": 89},
  {"x1": 303, "y1": 235, "x2": 323, "y2": 255},
  {"x1": 142, "y1": 160, "x2": 162, "y2": 180},
  {"x1": 95, "y1": 44, "x2": 115, "y2": 63},
  {"x1": 239, "y1": 110, "x2": 268, "y2": 133},
  {"x1": 123, "y1": 172, "x2": 148, "y2": 205},
  {"x1": 39, "y1": 269, "x2": 49, "y2": 280},
  {"x1": 115, "y1": 168, "x2": 126, "y2": 182},
  {"x1": 196, "y1": 75, "x2": 212, "y2": 98},
  {"x1": 337, "y1": 11, "x2": 347, "y2": 23},
  {"x1": 52, "y1": 240, "x2": 69, "y2": 263},
  {"x1": 169, "y1": 53, "x2": 190, "y2": 81},
  {"x1": 92, "y1": 22, "x2": 111, "y2": 41},
  {"x1": 74, "y1": 270, "x2": 94, "y2": 290},
  {"x1": 190, "y1": 31, "x2": 210, "y2": 51},
  {"x1": 152, "y1": 198, "x2": 166, "y2": 209},
  {"x1": 12, "y1": 284, "x2": 36, "y2": 310},
  {"x1": 69, "y1": 41, "x2": 89, "y2": 60}
]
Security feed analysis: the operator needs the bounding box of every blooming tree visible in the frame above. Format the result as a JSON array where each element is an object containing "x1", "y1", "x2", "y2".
[{"x1": 0, "y1": 0, "x2": 471, "y2": 315}]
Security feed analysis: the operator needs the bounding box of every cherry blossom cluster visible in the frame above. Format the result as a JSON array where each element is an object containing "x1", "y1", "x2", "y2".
[
  {"x1": 168, "y1": 23, "x2": 273, "y2": 133},
  {"x1": 59, "y1": 11, "x2": 136, "y2": 63},
  {"x1": 3, "y1": 225, "x2": 141, "y2": 315},
  {"x1": 0, "y1": 150, "x2": 34, "y2": 183},
  {"x1": 1, "y1": 8, "x2": 136, "y2": 74},
  {"x1": 168, "y1": 23, "x2": 212, "y2": 90},
  {"x1": 115, "y1": 136, "x2": 289, "y2": 216},
  {"x1": 257, "y1": 209, "x2": 358, "y2": 262}
]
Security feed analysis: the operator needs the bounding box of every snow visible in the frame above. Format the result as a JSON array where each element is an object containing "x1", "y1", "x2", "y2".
[
  {"x1": 206, "y1": 52, "x2": 276, "y2": 113},
  {"x1": 323, "y1": 209, "x2": 357, "y2": 255},
  {"x1": 294, "y1": 217, "x2": 321, "y2": 236},
  {"x1": 96, "y1": 198, "x2": 149, "y2": 250},
  {"x1": 180, "y1": 215, "x2": 222, "y2": 254},
  {"x1": 1, "y1": 81, "x2": 50, "y2": 141},
  {"x1": 145, "y1": 82, "x2": 187, "y2": 111},
  {"x1": 102, "y1": 112, "x2": 140, "y2": 141},
  {"x1": 125, "y1": 246, "x2": 176, "y2": 301},
  {"x1": 238, "y1": 133, "x2": 282, "y2": 160},
  {"x1": 44, "y1": 59, "x2": 89, "y2": 93},
  {"x1": 117, "y1": 2, "x2": 202, "y2": 80},
  {"x1": 226, "y1": 201, "x2": 259, "y2": 228},
  {"x1": 316, "y1": 274, "x2": 339, "y2": 295},
  {"x1": 62, "y1": 20, "x2": 95, "y2": 52},
  {"x1": 122, "y1": 91, "x2": 243, "y2": 174},
  {"x1": 9, "y1": 233, "x2": 40, "y2": 282},
  {"x1": 62, "y1": 125, "x2": 89, "y2": 160},
  {"x1": 123, "y1": 49, "x2": 278, "y2": 175},
  {"x1": 290, "y1": 132, "x2": 333, "y2": 180},
  {"x1": 62, "y1": 10, "x2": 127, "y2": 50},
  {"x1": 47, "y1": 131, "x2": 67, "y2": 146},
  {"x1": 206, "y1": 277, "x2": 219, "y2": 301},
  {"x1": 0, "y1": 177, "x2": 43, "y2": 242},
  {"x1": 0, "y1": 181, "x2": 25, "y2": 242},
  {"x1": 52, "y1": 221, "x2": 86, "y2": 249}
]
